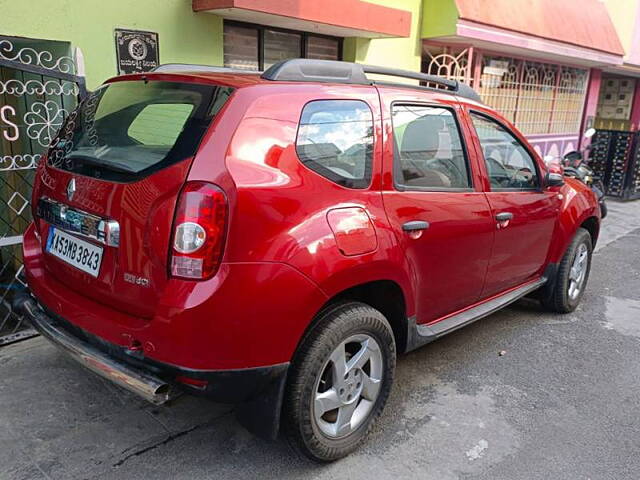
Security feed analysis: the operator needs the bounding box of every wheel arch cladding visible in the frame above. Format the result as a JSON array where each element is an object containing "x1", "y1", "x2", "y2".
[
  {"x1": 295, "y1": 280, "x2": 409, "y2": 356},
  {"x1": 549, "y1": 183, "x2": 600, "y2": 263},
  {"x1": 580, "y1": 216, "x2": 600, "y2": 247}
]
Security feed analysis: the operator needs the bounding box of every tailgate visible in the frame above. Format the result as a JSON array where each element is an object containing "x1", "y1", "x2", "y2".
[{"x1": 32, "y1": 78, "x2": 233, "y2": 318}]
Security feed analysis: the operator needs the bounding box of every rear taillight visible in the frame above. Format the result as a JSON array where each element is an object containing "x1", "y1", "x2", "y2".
[{"x1": 170, "y1": 182, "x2": 227, "y2": 280}]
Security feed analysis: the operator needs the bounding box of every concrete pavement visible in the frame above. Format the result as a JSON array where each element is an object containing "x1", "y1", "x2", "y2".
[{"x1": 1, "y1": 200, "x2": 640, "y2": 479}]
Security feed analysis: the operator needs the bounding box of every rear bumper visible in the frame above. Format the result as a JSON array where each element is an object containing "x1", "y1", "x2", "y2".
[
  {"x1": 18, "y1": 296, "x2": 175, "y2": 405},
  {"x1": 16, "y1": 294, "x2": 289, "y2": 406},
  {"x1": 22, "y1": 222, "x2": 327, "y2": 371}
]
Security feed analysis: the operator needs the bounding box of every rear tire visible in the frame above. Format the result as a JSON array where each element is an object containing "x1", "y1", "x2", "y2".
[
  {"x1": 283, "y1": 302, "x2": 396, "y2": 462},
  {"x1": 542, "y1": 228, "x2": 593, "y2": 313}
]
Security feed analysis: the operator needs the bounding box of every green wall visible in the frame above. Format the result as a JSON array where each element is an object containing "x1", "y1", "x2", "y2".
[
  {"x1": 0, "y1": 0, "x2": 459, "y2": 89},
  {"x1": 421, "y1": 0, "x2": 459, "y2": 38},
  {"x1": 0, "y1": 0, "x2": 223, "y2": 89},
  {"x1": 344, "y1": 0, "x2": 424, "y2": 74},
  {"x1": 342, "y1": 0, "x2": 461, "y2": 75}
]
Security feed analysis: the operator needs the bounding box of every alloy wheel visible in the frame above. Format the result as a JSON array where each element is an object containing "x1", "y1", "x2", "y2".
[
  {"x1": 312, "y1": 334, "x2": 383, "y2": 439},
  {"x1": 568, "y1": 243, "x2": 589, "y2": 300}
]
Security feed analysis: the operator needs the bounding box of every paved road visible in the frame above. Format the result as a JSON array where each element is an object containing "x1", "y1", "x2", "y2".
[{"x1": 1, "y1": 201, "x2": 640, "y2": 480}]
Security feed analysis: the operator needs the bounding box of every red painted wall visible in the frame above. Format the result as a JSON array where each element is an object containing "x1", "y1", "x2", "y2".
[{"x1": 192, "y1": 0, "x2": 411, "y2": 37}]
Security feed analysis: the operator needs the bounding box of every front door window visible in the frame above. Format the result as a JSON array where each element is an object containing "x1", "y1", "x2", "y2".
[
  {"x1": 469, "y1": 110, "x2": 557, "y2": 296},
  {"x1": 470, "y1": 113, "x2": 539, "y2": 190}
]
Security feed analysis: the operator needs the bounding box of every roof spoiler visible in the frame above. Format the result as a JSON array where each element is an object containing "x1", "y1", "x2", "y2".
[{"x1": 153, "y1": 64, "x2": 258, "y2": 74}]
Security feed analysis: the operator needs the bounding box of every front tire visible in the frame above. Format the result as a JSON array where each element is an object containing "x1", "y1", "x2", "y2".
[
  {"x1": 283, "y1": 302, "x2": 396, "y2": 462},
  {"x1": 599, "y1": 201, "x2": 608, "y2": 219},
  {"x1": 542, "y1": 227, "x2": 593, "y2": 313}
]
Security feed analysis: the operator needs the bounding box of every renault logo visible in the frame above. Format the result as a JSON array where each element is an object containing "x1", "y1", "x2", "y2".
[{"x1": 66, "y1": 178, "x2": 76, "y2": 201}]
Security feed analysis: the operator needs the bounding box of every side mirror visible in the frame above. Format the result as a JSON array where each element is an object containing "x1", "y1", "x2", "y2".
[
  {"x1": 546, "y1": 162, "x2": 565, "y2": 187},
  {"x1": 546, "y1": 172, "x2": 565, "y2": 187}
]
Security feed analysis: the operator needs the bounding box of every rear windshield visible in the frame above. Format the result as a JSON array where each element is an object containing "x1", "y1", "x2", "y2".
[{"x1": 47, "y1": 80, "x2": 234, "y2": 181}]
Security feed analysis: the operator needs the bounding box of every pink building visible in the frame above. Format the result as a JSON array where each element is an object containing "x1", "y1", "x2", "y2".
[{"x1": 421, "y1": 0, "x2": 631, "y2": 158}]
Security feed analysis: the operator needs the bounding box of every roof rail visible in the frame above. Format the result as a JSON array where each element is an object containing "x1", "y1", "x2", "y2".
[
  {"x1": 153, "y1": 64, "x2": 258, "y2": 74},
  {"x1": 261, "y1": 59, "x2": 481, "y2": 102}
]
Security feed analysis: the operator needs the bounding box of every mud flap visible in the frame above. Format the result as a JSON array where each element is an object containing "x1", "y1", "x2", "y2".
[
  {"x1": 538, "y1": 262, "x2": 559, "y2": 303},
  {"x1": 235, "y1": 367, "x2": 288, "y2": 440}
]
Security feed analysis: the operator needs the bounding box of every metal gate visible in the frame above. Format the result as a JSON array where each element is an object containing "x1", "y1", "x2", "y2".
[{"x1": 0, "y1": 35, "x2": 86, "y2": 345}]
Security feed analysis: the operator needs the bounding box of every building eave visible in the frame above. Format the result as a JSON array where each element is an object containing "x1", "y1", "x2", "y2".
[
  {"x1": 192, "y1": 0, "x2": 412, "y2": 38},
  {"x1": 426, "y1": 20, "x2": 624, "y2": 68}
]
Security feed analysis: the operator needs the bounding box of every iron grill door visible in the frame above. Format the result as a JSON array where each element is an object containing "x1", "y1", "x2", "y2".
[{"x1": 0, "y1": 35, "x2": 86, "y2": 345}]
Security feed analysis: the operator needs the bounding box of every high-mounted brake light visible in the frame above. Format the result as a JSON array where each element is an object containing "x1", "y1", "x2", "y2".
[{"x1": 170, "y1": 182, "x2": 227, "y2": 280}]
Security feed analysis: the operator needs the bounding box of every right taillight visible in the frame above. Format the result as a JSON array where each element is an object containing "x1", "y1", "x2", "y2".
[{"x1": 170, "y1": 181, "x2": 228, "y2": 280}]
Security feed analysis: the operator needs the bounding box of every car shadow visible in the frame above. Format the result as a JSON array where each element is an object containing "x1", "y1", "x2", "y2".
[
  {"x1": 3, "y1": 299, "x2": 552, "y2": 480},
  {"x1": 98, "y1": 300, "x2": 546, "y2": 479}
]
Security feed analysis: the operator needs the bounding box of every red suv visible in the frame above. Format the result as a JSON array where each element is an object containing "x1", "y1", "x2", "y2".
[{"x1": 17, "y1": 59, "x2": 600, "y2": 461}]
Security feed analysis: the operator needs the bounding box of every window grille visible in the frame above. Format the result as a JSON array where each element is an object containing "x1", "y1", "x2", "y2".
[
  {"x1": 422, "y1": 46, "x2": 471, "y2": 84},
  {"x1": 422, "y1": 45, "x2": 589, "y2": 136},
  {"x1": 478, "y1": 56, "x2": 588, "y2": 135}
]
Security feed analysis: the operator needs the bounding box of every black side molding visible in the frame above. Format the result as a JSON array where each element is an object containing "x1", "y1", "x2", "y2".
[{"x1": 405, "y1": 275, "x2": 550, "y2": 352}]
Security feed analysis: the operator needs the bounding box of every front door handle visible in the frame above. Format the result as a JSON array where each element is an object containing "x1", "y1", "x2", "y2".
[
  {"x1": 495, "y1": 212, "x2": 514, "y2": 222},
  {"x1": 402, "y1": 220, "x2": 430, "y2": 232}
]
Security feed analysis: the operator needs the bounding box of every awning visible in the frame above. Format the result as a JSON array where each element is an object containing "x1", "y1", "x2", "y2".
[
  {"x1": 423, "y1": 0, "x2": 625, "y2": 67},
  {"x1": 193, "y1": 0, "x2": 411, "y2": 38}
]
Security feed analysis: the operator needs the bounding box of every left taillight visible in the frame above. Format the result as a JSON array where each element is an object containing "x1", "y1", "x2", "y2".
[{"x1": 170, "y1": 181, "x2": 228, "y2": 280}]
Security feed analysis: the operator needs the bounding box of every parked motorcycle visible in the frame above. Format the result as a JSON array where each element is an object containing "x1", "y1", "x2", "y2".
[{"x1": 559, "y1": 128, "x2": 608, "y2": 219}]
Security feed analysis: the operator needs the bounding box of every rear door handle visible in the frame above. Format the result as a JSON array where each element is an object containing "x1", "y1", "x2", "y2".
[
  {"x1": 495, "y1": 212, "x2": 514, "y2": 222},
  {"x1": 402, "y1": 221, "x2": 430, "y2": 232}
]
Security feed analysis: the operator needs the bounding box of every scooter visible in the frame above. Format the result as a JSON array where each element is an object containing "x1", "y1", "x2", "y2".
[{"x1": 559, "y1": 128, "x2": 608, "y2": 219}]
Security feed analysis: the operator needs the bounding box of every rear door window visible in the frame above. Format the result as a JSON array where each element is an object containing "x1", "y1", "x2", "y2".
[
  {"x1": 392, "y1": 104, "x2": 471, "y2": 190},
  {"x1": 296, "y1": 100, "x2": 373, "y2": 189},
  {"x1": 48, "y1": 80, "x2": 234, "y2": 182}
]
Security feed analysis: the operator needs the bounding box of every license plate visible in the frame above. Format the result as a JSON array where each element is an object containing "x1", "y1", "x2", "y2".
[{"x1": 46, "y1": 227, "x2": 103, "y2": 277}]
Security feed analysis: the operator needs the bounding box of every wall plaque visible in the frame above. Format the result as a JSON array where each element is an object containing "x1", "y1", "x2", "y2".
[{"x1": 115, "y1": 29, "x2": 159, "y2": 75}]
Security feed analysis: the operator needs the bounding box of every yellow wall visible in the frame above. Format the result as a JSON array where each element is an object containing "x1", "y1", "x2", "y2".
[
  {"x1": 343, "y1": 0, "x2": 423, "y2": 74},
  {"x1": 602, "y1": 0, "x2": 640, "y2": 61}
]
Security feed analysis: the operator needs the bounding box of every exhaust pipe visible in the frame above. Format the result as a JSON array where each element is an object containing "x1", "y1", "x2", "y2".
[
  {"x1": 12, "y1": 293, "x2": 34, "y2": 317},
  {"x1": 14, "y1": 295, "x2": 176, "y2": 405}
]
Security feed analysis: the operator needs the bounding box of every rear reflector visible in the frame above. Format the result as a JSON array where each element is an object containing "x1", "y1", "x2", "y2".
[
  {"x1": 171, "y1": 256, "x2": 204, "y2": 278},
  {"x1": 170, "y1": 182, "x2": 227, "y2": 280}
]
